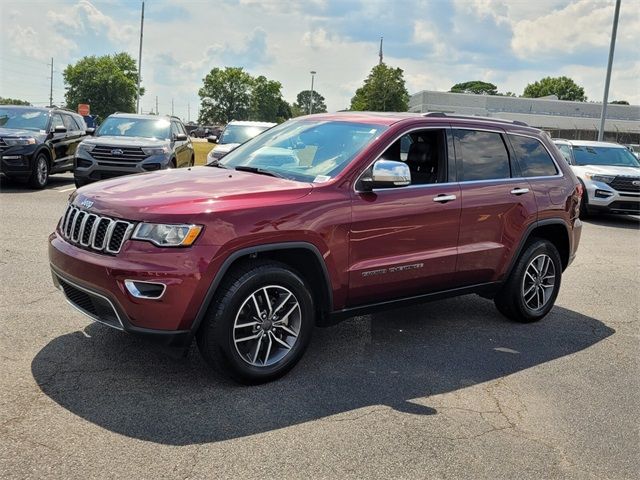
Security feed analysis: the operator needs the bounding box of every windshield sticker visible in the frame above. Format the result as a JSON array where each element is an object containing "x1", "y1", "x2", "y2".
[{"x1": 313, "y1": 175, "x2": 331, "y2": 183}]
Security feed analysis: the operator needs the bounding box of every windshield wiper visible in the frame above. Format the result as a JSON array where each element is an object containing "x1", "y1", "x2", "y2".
[
  {"x1": 234, "y1": 166, "x2": 285, "y2": 179},
  {"x1": 207, "y1": 160, "x2": 229, "y2": 169}
]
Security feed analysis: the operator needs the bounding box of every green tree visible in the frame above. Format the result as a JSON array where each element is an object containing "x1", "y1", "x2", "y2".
[
  {"x1": 350, "y1": 63, "x2": 409, "y2": 112},
  {"x1": 450, "y1": 81, "x2": 498, "y2": 95},
  {"x1": 276, "y1": 98, "x2": 292, "y2": 123},
  {"x1": 63, "y1": 53, "x2": 142, "y2": 120},
  {"x1": 0, "y1": 97, "x2": 31, "y2": 106},
  {"x1": 292, "y1": 90, "x2": 327, "y2": 115},
  {"x1": 250, "y1": 75, "x2": 287, "y2": 122},
  {"x1": 522, "y1": 76, "x2": 586, "y2": 101},
  {"x1": 198, "y1": 67, "x2": 254, "y2": 124}
]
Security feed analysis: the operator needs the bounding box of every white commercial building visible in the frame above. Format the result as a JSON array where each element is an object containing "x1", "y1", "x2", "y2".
[{"x1": 409, "y1": 90, "x2": 640, "y2": 144}]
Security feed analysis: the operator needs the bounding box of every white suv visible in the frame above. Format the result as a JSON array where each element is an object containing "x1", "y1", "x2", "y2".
[
  {"x1": 553, "y1": 139, "x2": 640, "y2": 216},
  {"x1": 206, "y1": 121, "x2": 276, "y2": 164}
]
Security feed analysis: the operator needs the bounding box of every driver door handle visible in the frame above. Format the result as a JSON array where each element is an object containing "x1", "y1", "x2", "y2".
[
  {"x1": 433, "y1": 194, "x2": 457, "y2": 203},
  {"x1": 510, "y1": 187, "x2": 530, "y2": 195}
]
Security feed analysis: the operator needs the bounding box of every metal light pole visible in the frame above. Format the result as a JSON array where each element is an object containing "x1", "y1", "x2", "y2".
[
  {"x1": 309, "y1": 71, "x2": 316, "y2": 114},
  {"x1": 136, "y1": 1, "x2": 145, "y2": 114},
  {"x1": 598, "y1": 0, "x2": 621, "y2": 141}
]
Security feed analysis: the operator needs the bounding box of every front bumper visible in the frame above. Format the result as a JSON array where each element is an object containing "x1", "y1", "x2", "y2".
[
  {"x1": 49, "y1": 230, "x2": 221, "y2": 346},
  {"x1": 0, "y1": 145, "x2": 37, "y2": 178},
  {"x1": 584, "y1": 179, "x2": 640, "y2": 214},
  {"x1": 74, "y1": 151, "x2": 171, "y2": 184}
]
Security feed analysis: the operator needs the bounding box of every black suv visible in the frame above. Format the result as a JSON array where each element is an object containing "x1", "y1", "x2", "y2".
[
  {"x1": 0, "y1": 105, "x2": 87, "y2": 188},
  {"x1": 74, "y1": 113, "x2": 194, "y2": 187}
]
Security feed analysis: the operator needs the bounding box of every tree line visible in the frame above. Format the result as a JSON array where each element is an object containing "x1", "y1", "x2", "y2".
[{"x1": 7, "y1": 52, "x2": 630, "y2": 121}]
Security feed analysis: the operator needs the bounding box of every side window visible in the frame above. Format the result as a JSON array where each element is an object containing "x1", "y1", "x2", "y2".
[
  {"x1": 51, "y1": 114, "x2": 64, "y2": 130},
  {"x1": 510, "y1": 135, "x2": 558, "y2": 177},
  {"x1": 73, "y1": 115, "x2": 86, "y2": 131},
  {"x1": 177, "y1": 122, "x2": 187, "y2": 135},
  {"x1": 379, "y1": 129, "x2": 447, "y2": 185},
  {"x1": 62, "y1": 114, "x2": 77, "y2": 132},
  {"x1": 454, "y1": 129, "x2": 511, "y2": 181},
  {"x1": 556, "y1": 144, "x2": 573, "y2": 164},
  {"x1": 171, "y1": 121, "x2": 180, "y2": 138}
]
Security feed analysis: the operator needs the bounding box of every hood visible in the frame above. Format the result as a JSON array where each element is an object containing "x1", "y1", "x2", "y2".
[
  {"x1": 83, "y1": 135, "x2": 168, "y2": 147},
  {"x1": 572, "y1": 165, "x2": 640, "y2": 176},
  {"x1": 215, "y1": 143, "x2": 240, "y2": 154},
  {"x1": 71, "y1": 166, "x2": 313, "y2": 221},
  {"x1": 0, "y1": 127, "x2": 46, "y2": 142}
]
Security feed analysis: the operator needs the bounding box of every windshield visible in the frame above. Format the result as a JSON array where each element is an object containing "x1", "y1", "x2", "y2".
[
  {"x1": 572, "y1": 145, "x2": 640, "y2": 167},
  {"x1": 97, "y1": 117, "x2": 170, "y2": 139},
  {"x1": 220, "y1": 124, "x2": 271, "y2": 144},
  {"x1": 218, "y1": 119, "x2": 388, "y2": 182},
  {"x1": 0, "y1": 108, "x2": 49, "y2": 131}
]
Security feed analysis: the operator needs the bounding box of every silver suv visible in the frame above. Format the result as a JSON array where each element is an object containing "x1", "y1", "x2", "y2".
[
  {"x1": 206, "y1": 120, "x2": 276, "y2": 164},
  {"x1": 553, "y1": 139, "x2": 640, "y2": 216}
]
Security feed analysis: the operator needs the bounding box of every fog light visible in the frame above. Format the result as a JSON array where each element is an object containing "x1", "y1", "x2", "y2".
[
  {"x1": 76, "y1": 158, "x2": 92, "y2": 168},
  {"x1": 124, "y1": 280, "x2": 166, "y2": 299},
  {"x1": 143, "y1": 163, "x2": 161, "y2": 171},
  {"x1": 595, "y1": 189, "x2": 613, "y2": 198}
]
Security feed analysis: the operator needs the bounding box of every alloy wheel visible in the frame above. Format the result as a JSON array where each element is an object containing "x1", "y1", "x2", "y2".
[
  {"x1": 521, "y1": 254, "x2": 556, "y2": 311},
  {"x1": 37, "y1": 157, "x2": 48, "y2": 186},
  {"x1": 233, "y1": 285, "x2": 301, "y2": 367}
]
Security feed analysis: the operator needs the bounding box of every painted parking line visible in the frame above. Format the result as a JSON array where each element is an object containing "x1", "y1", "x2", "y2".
[{"x1": 56, "y1": 186, "x2": 76, "y2": 193}]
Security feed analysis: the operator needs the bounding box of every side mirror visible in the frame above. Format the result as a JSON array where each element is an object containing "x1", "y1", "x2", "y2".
[
  {"x1": 53, "y1": 125, "x2": 67, "y2": 134},
  {"x1": 85, "y1": 127, "x2": 95, "y2": 135},
  {"x1": 207, "y1": 135, "x2": 218, "y2": 144},
  {"x1": 175, "y1": 133, "x2": 188, "y2": 141},
  {"x1": 360, "y1": 160, "x2": 411, "y2": 191}
]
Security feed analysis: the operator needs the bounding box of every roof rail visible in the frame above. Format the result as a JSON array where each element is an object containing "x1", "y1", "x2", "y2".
[{"x1": 422, "y1": 112, "x2": 529, "y2": 127}]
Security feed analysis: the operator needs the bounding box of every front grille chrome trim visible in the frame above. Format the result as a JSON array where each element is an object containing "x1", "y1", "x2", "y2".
[{"x1": 57, "y1": 203, "x2": 135, "y2": 255}]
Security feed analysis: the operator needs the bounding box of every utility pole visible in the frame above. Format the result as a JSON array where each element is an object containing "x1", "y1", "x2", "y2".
[
  {"x1": 136, "y1": 1, "x2": 145, "y2": 114},
  {"x1": 48, "y1": 58, "x2": 53, "y2": 107},
  {"x1": 598, "y1": 0, "x2": 621, "y2": 141},
  {"x1": 309, "y1": 71, "x2": 316, "y2": 114},
  {"x1": 155, "y1": 95, "x2": 158, "y2": 115},
  {"x1": 171, "y1": 98, "x2": 174, "y2": 116}
]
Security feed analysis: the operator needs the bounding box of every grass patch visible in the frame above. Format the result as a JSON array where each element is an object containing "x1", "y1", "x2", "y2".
[{"x1": 193, "y1": 141, "x2": 215, "y2": 166}]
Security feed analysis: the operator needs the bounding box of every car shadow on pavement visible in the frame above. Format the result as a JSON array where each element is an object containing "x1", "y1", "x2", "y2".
[
  {"x1": 583, "y1": 214, "x2": 640, "y2": 230},
  {"x1": 0, "y1": 175, "x2": 75, "y2": 193},
  {"x1": 32, "y1": 296, "x2": 613, "y2": 446}
]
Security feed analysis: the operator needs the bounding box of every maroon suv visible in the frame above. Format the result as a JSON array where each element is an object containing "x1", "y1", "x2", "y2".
[{"x1": 49, "y1": 112, "x2": 583, "y2": 383}]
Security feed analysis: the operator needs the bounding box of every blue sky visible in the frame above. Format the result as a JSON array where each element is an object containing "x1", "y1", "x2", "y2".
[{"x1": 1, "y1": 0, "x2": 638, "y2": 121}]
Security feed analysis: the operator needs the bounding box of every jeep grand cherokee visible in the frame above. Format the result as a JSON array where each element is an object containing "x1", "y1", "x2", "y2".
[{"x1": 49, "y1": 112, "x2": 583, "y2": 384}]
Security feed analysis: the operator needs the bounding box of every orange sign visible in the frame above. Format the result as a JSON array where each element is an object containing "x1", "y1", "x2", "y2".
[{"x1": 77, "y1": 104, "x2": 90, "y2": 116}]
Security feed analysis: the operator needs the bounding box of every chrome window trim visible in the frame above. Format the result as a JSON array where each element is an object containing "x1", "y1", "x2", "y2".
[
  {"x1": 354, "y1": 125, "x2": 450, "y2": 193},
  {"x1": 52, "y1": 268, "x2": 125, "y2": 331}
]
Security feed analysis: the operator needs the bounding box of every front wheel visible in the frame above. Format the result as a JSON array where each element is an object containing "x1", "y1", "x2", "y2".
[
  {"x1": 28, "y1": 153, "x2": 49, "y2": 189},
  {"x1": 196, "y1": 260, "x2": 315, "y2": 384},
  {"x1": 494, "y1": 239, "x2": 562, "y2": 323}
]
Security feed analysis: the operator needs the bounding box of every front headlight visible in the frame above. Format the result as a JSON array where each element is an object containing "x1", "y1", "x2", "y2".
[
  {"x1": 142, "y1": 146, "x2": 170, "y2": 155},
  {"x1": 77, "y1": 142, "x2": 95, "y2": 152},
  {"x1": 3, "y1": 137, "x2": 36, "y2": 146},
  {"x1": 584, "y1": 172, "x2": 615, "y2": 183},
  {"x1": 132, "y1": 223, "x2": 202, "y2": 247}
]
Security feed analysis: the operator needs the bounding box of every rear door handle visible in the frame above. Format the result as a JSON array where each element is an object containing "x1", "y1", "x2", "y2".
[
  {"x1": 510, "y1": 188, "x2": 530, "y2": 195},
  {"x1": 433, "y1": 194, "x2": 457, "y2": 203}
]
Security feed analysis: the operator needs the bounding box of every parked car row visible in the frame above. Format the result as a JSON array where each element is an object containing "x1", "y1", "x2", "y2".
[{"x1": 0, "y1": 105, "x2": 277, "y2": 188}]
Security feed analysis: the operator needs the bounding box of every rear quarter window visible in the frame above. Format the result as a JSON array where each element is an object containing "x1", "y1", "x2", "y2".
[{"x1": 510, "y1": 135, "x2": 558, "y2": 177}]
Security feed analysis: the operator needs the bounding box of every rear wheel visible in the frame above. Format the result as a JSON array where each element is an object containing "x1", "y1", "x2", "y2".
[
  {"x1": 494, "y1": 239, "x2": 562, "y2": 323},
  {"x1": 579, "y1": 190, "x2": 590, "y2": 219},
  {"x1": 28, "y1": 153, "x2": 49, "y2": 189},
  {"x1": 196, "y1": 260, "x2": 314, "y2": 384}
]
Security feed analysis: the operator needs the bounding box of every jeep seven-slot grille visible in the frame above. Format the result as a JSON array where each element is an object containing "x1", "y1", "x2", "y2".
[
  {"x1": 609, "y1": 176, "x2": 640, "y2": 193},
  {"x1": 59, "y1": 204, "x2": 134, "y2": 254},
  {"x1": 90, "y1": 145, "x2": 148, "y2": 165}
]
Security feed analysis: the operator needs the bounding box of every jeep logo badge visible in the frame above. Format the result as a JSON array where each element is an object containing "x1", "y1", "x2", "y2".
[
  {"x1": 80, "y1": 199, "x2": 94, "y2": 209},
  {"x1": 111, "y1": 149, "x2": 123, "y2": 156}
]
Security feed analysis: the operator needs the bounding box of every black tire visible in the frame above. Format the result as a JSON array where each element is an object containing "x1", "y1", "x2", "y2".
[
  {"x1": 196, "y1": 260, "x2": 315, "y2": 384},
  {"x1": 189, "y1": 155, "x2": 195, "y2": 167},
  {"x1": 28, "y1": 153, "x2": 49, "y2": 189},
  {"x1": 494, "y1": 239, "x2": 562, "y2": 323},
  {"x1": 579, "y1": 190, "x2": 590, "y2": 219}
]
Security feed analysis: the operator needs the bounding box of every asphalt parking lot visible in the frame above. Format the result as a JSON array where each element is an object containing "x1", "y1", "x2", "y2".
[{"x1": 1, "y1": 173, "x2": 638, "y2": 479}]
